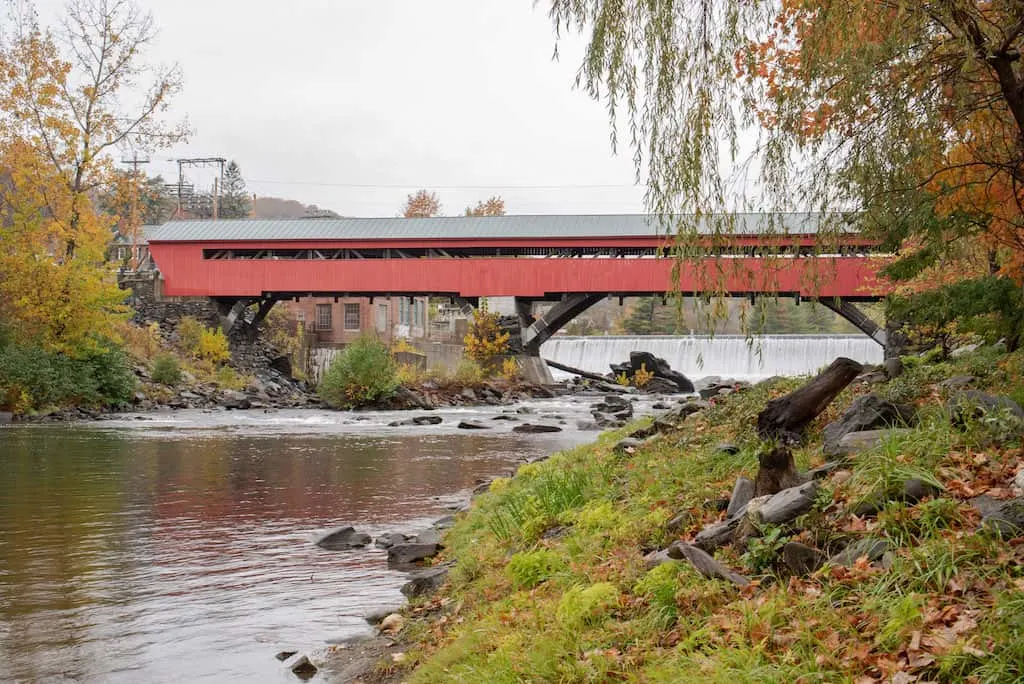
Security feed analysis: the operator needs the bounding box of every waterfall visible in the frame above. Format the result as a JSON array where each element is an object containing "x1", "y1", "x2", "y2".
[{"x1": 540, "y1": 335, "x2": 883, "y2": 381}]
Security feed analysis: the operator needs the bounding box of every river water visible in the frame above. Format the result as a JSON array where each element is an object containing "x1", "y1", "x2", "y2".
[{"x1": 0, "y1": 401, "x2": 613, "y2": 683}]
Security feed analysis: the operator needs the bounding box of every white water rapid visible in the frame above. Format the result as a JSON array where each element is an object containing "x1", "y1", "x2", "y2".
[{"x1": 540, "y1": 335, "x2": 884, "y2": 382}]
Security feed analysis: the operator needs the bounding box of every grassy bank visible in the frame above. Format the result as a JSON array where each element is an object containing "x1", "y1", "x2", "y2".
[{"x1": 372, "y1": 347, "x2": 1024, "y2": 683}]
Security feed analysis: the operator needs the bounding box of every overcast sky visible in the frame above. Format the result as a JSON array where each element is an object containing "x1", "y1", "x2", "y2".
[{"x1": 31, "y1": 0, "x2": 647, "y2": 216}]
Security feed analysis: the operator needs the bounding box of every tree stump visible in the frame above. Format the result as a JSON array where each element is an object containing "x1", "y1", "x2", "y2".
[
  {"x1": 756, "y1": 357, "x2": 863, "y2": 442},
  {"x1": 753, "y1": 447, "x2": 806, "y2": 497}
]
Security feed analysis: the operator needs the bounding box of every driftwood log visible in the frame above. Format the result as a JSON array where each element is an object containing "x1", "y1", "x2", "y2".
[
  {"x1": 756, "y1": 357, "x2": 863, "y2": 442},
  {"x1": 543, "y1": 358, "x2": 611, "y2": 384}
]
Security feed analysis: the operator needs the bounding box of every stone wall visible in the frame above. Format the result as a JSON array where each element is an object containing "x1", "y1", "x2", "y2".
[{"x1": 118, "y1": 271, "x2": 220, "y2": 328}]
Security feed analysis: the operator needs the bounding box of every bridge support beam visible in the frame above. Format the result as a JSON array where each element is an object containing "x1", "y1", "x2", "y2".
[
  {"x1": 820, "y1": 298, "x2": 887, "y2": 347},
  {"x1": 214, "y1": 296, "x2": 279, "y2": 338},
  {"x1": 521, "y1": 293, "x2": 606, "y2": 355}
]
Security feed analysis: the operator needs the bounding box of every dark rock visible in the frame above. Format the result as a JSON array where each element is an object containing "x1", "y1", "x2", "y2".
[
  {"x1": 491, "y1": 414, "x2": 518, "y2": 421},
  {"x1": 268, "y1": 354, "x2": 292, "y2": 376},
  {"x1": 457, "y1": 420, "x2": 490, "y2": 430},
  {"x1": 290, "y1": 655, "x2": 318, "y2": 680},
  {"x1": 387, "y1": 542, "x2": 440, "y2": 565},
  {"x1": 726, "y1": 477, "x2": 755, "y2": 519},
  {"x1": 316, "y1": 526, "x2": 372, "y2": 550},
  {"x1": 644, "y1": 377, "x2": 682, "y2": 394},
  {"x1": 516, "y1": 406, "x2": 535, "y2": 414},
  {"x1": 413, "y1": 415, "x2": 443, "y2": 425},
  {"x1": 716, "y1": 443, "x2": 740, "y2": 455},
  {"x1": 433, "y1": 514, "x2": 456, "y2": 529},
  {"x1": 652, "y1": 402, "x2": 670, "y2": 410},
  {"x1": 221, "y1": 390, "x2": 251, "y2": 410},
  {"x1": 828, "y1": 538, "x2": 889, "y2": 567},
  {"x1": 807, "y1": 461, "x2": 843, "y2": 479},
  {"x1": 643, "y1": 547, "x2": 675, "y2": 570},
  {"x1": 276, "y1": 651, "x2": 297, "y2": 661},
  {"x1": 512, "y1": 423, "x2": 562, "y2": 433},
  {"x1": 613, "y1": 437, "x2": 645, "y2": 453},
  {"x1": 414, "y1": 528, "x2": 442, "y2": 546},
  {"x1": 756, "y1": 481, "x2": 818, "y2": 524},
  {"x1": 754, "y1": 447, "x2": 807, "y2": 497},
  {"x1": 822, "y1": 394, "x2": 915, "y2": 455},
  {"x1": 667, "y1": 541, "x2": 750, "y2": 587},
  {"x1": 851, "y1": 497, "x2": 884, "y2": 518},
  {"x1": 694, "y1": 516, "x2": 741, "y2": 551},
  {"x1": 972, "y1": 495, "x2": 1024, "y2": 536},
  {"x1": 374, "y1": 532, "x2": 410, "y2": 549},
  {"x1": 782, "y1": 542, "x2": 826, "y2": 576},
  {"x1": 855, "y1": 370, "x2": 888, "y2": 385},
  {"x1": 828, "y1": 428, "x2": 913, "y2": 457},
  {"x1": 902, "y1": 478, "x2": 941, "y2": 503},
  {"x1": 629, "y1": 351, "x2": 695, "y2": 393},
  {"x1": 401, "y1": 566, "x2": 448, "y2": 598},
  {"x1": 949, "y1": 390, "x2": 1024, "y2": 426},
  {"x1": 883, "y1": 357, "x2": 904, "y2": 379},
  {"x1": 699, "y1": 383, "x2": 736, "y2": 400},
  {"x1": 666, "y1": 512, "x2": 693, "y2": 533},
  {"x1": 576, "y1": 420, "x2": 601, "y2": 431},
  {"x1": 460, "y1": 388, "x2": 477, "y2": 402},
  {"x1": 0, "y1": 411, "x2": 12, "y2": 424}
]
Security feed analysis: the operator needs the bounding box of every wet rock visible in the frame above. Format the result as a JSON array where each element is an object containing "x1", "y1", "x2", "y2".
[
  {"x1": 828, "y1": 537, "x2": 889, "y2": 567},
  {"x1": 694, "y1": 516, "x2": 741, "y2": 551},
  {"x1": 628, "y1": 351, "x2": 695, "y2": 393},
  {"x1": 290, "y1": 655, "x2": 317, "y2": 680},
  {"x1": 401, "y1": 566, "x2": 449, "y2": 597},
  {"x1": 413, "y1": 415, "x2": 443, "y2": 425},
  {"x1": 415, "y1": 528, "x2": 442, "y2": 546},
  {"x1": 276, "y1": 651, "x2": 297, "y2": 661},
  {"x1": 387, "y1": 542, "x2": 440, "y2": 565},
  {"x1": 807, "y1": 461, "x2": 843, "y2": 480},
  {"x1": 512, "y1": 423, "x2": 562, "y2": 433},
  {"x1": 0, "y1": 411, "x2": 12, "y2": 424},
  {"x1": 902, "y1": 478, "x2": 941, "y2": 503},
  {"x1": 591, "y1": 411, "x2": 625, "y2": 429},
  {"x1": 491, "y1": 414, "x2": 518, "y2": 421},
  {"x1": 364, "y1": 603, "x2": 406, "y2": 625},
  {"x1": 460, "y1": 388, "x2": 477, "y2": 402},
  {"x1": 652, "y1": 402, "x2": 671, "y2": 410},
  {"x1": 374, "y1": 532, "x2": 411, "y2": 549},
  {"x1": 379, "y1": 613, "x2": 405, "y2": 635},
  {"x1": 221, "y1": 390, "x2": 251, "y2": 410},
  {"x1": 726, "y1": 477, "x2": 755, "y2": 519},
  {"x1": 576, "y1": 420, "x2": 601, "y2": 431},
  {"x1": 433, "y1": 514, "x2": 456, "y2": 529},
  {"x1": 783, "y1": 542, "x2": 826, "y2": 576},
  {"x1": 457, "y1": 420, "x2": 490, "y2": 430},
  {"x1": 972, "y1": 495, "x2": 1024, "y2": 536},
  {"x1": 644, "y1": 377, "x2": 682, "y2": 394},
  {"x1": 316, "y1": 526, "x2": 372, "y2": 550},
  {"x1": 756, "y1": 481, "x2": 818, "y2": 524},
  {"x1": 822, "y1": 394, "x2": 915, "y2": 455}
]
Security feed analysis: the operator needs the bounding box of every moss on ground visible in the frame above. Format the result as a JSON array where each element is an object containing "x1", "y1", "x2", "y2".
[{"x1": 382, "y1": 348, "x2": 1024, "y2": 683}]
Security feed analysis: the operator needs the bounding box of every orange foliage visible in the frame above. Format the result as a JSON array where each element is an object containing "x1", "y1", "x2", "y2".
[{"x1": 403, "y1": 189, "x2": 442, "y2": 218}]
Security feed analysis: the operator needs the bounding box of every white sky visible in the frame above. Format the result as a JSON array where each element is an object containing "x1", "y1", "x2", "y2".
[{"x1": 32, "y1": 0, "x2": 648, "y2": 216}]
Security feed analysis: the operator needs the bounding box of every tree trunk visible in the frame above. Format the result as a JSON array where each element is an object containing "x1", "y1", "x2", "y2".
[
  {"x1": 543, "y1": 358, "x2": 610, "y2": 384},
  {"x1": 756, "y1": 357, "x2": 863, "y2": 441}
]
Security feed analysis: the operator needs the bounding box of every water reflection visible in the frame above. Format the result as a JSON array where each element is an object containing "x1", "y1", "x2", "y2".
[{"x1": 0, "y1": 412, "x2": 591, "y2": 683}]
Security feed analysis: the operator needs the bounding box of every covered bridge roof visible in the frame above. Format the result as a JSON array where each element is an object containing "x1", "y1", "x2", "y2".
[{"x1": 144, "y1": 213, "x2": 844, "y2": 243}]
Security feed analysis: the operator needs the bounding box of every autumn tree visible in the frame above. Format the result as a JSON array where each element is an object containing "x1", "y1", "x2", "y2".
[
  {"x1": 465, "y1": 196, "x2": 506, "y2": 216},
  {"x1": 549, "y1": 1, "x2": 1024, "y2": 342},
  {"x1": 0, "y1": 0, "x2": 187, "y2": 353},
  {"x1": 402, "y1": 189, "x2": 442, "y2": 218},
  {"x1": 100, "y1": 171, "x2": 175, "y2": 230}
]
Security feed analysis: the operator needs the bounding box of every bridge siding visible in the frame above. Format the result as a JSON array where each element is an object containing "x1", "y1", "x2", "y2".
[{"x1": 148, "y1": 243, "x2": 885, "y2": 299}]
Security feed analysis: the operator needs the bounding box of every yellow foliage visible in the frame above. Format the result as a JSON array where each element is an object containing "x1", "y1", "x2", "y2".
[
  {"x1": 119, "y1": 321, "x2": 163, "y2": 360},
  {"x1": 615, "y1": 371, "x2": 631, "y2": 386},
  {"x1": 501, "y1": 357, "x2": 520, "y2": 382},
  {"x1": 177, "y1": 317, "x2": 205, "y2": 355},
  {"x1": 197, "y1": 328, "x2": 231, "y2": 364},
  {"x1": 633, "y1": 363, "x2": 654, "y2": 388},
  {"x1": 396, "y1": 362, "x2": 427, "y2": 386},
  {"x1": 464, "y1": 309, "x2": 510, "y2": 374},
  {"x1": 392, "y1": 337, "x2": 418, "y2": 354}
]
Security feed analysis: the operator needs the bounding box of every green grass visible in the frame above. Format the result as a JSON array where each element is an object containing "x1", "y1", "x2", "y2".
[{"x1": 393, "y1": 347, "x2": 1024, "y2": 683}]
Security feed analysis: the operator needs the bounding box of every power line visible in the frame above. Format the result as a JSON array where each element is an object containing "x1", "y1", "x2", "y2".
[{"x1": 244, "y1": 179, "x2": 643, "y2": 190}]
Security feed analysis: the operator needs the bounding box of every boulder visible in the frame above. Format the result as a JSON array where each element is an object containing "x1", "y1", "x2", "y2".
[
  {"x1": 433, "y1": 514, "x2": 457, "y2": 530},
  {"x1": 972, "y1": 495, "x2": 1024, "y2": 536},
  {"x1": 379, "y1": 613, "x2": 405, "y2": 635},
  {"x1": 782, "y1": 542, "x2": 826, "y2": 576},
  {"x1": 826, "y1": 428, "x2": 913, "y2": 457},
  {"x1": 716, "y1": 443, "x2": 740, "y2": 455},
  {"x1": 457, "y1": 420, "x2": 490, "y2": 430},
  {"x1": 613, "y1": 437, "x2": 645, "y2": 453},
  {"x1": 883, "y1": 357, "x2": 904, "y2": 379},
  {"x1": 513, "y1": 423, "x2": 562, "y2": 433},
  {"x1": 950, "y1": 342, "x2": 982, "y2": 358},
  {"x1": 364, "y1": 603, "x2": 406, "y2": 625},
  {"x1": 374, "y1": 532, "x2": 410, "y2": 549},
  {"x1": 938, "y1": 375, "x2": 976, "y2": 390},
  {"x1": 387, "y1": 542, "x2": 440, "y2": 565},
  {"x1": 289, "y1": 655, "x2": 318, "y2": 680},
  {"x1": 823, "y1": 394, "x2": 915, "y2": 455},
  {"x1": 755, "y1": 481, "x2": 818, "y2": 524},
  {"x1": 949, "y1": 390, "x2": 1024, "y2": 426},
  {"x1": 629, "y1": 351, "x2": 695, "y2": 393},
  {"x1": 401, "y1": 566, "x2": 449, "y2": 598},
  {"x1": 413, "y1": 415, "x2": 443, "y2": 425},
  {"x1": 221, "y1": 390, "x2": 251, "y2": 410},
  {"x1": 316, "y1": 526, "x2": 372, "y2": 550},
  {"x1": 414, "y1": 528, "x2": 442, "y2": 546},
  {"x1": 726, "y1": 477, "x2": 755, "y2": 519},
  {"x1": 828, "y1": 537, "x2": 889, "y2": 567},
  {"x1": 694, "y1": 516, "x2": 741, "y2": 551},
  {"x1": 460, "y1": 388, "x2": 477, "y2": 402}
]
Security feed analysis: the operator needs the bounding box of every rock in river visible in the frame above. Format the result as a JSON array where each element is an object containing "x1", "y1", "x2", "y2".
[{"x1": 315, "y1": 526, "x2": 372, "y2": 550}]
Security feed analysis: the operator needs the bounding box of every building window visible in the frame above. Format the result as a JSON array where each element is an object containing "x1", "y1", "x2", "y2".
[
  {"x1": 316, "y1": 303, "x2": 332, "y2": 330},
  {"x1": 344, "y1": 303, "x2": 360, "y2": 330}
]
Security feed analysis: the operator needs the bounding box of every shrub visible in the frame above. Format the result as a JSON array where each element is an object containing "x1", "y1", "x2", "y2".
[
  {"x1": 197, "y1": 328, "x2": 231, "y2": 364},
  {"x1": 501, "y1": 356, "x2": 520, "y2": 382},
  {"x1": 176, "y1": 316, "x2": 205, "y2": 355},
  {"x1": 507, "y1": 549, "x2": 566, "y2": 589},
  {"x1": 633, "y1": 362, "x2": 654, "y2": 388},
  {"x1": 453, "y1": 358, "x2": 484, "y2": 385},
  {"x1": 396, "y1": 362, "x2": 427, "y2": 386},
  {"x1": 214, "y1": 365, "x2": 247, "y2": 390},
  {"x1": 319, "y1": 335, "x2": 398, "y2": 408},
  {"x1": 464, "y1": 308, "x2": 510, "y2": 374},
  {"x1": 0, "y1": 341, "x2": 135, "y2": 411},
  {"x1": 152, "y1": 354, "x2": 182, "y2": 386}
]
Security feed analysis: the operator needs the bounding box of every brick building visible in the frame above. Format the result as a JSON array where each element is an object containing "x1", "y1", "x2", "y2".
[{"x1": 284, "y1": 295, "x2": 429, "y2": 346}]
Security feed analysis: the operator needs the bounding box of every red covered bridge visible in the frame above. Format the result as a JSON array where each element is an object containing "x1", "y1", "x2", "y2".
[{"x1": 144, "y1": 213, "x2": 890, "y2": 353}]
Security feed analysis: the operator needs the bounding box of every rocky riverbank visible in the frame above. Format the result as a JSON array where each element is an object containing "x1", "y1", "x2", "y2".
[{"x1": 323, "y1": 343, "x2": 1024, "y2": 683}]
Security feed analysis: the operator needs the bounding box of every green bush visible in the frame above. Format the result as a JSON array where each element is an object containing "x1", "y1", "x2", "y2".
[
  {"x1": 319, "y1": 335, "x2": 398, "y2": 408},
  {"x1": 0, "y1": 342, "x2": 135, "y2": 412},
  {"x1": 507, "y1": 549, "x2": 566, "y2": 589},
  {"x1": 151, "y1": 354, "x2": 182, "y2": 386},
  {"x1": 556, "y1": 582, "x2": 619, "y2": 628}
]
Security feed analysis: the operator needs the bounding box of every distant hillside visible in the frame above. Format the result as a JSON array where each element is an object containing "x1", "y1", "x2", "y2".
[{"x1": 253, "y1": 197, "x2": 340, "y2": 219}]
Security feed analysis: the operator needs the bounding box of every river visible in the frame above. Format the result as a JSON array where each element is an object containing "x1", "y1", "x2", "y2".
[{"x1": 0, "y1": 399, "x2": 625, "y2": 683}]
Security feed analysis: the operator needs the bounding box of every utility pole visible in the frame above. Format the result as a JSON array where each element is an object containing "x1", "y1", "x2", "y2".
[
  {"x1": 121, "y1": 151, "x2": 150, "y2": 270},
  {"x1": 175, "y1": 157, "x2": 226, "y2": 219}
]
